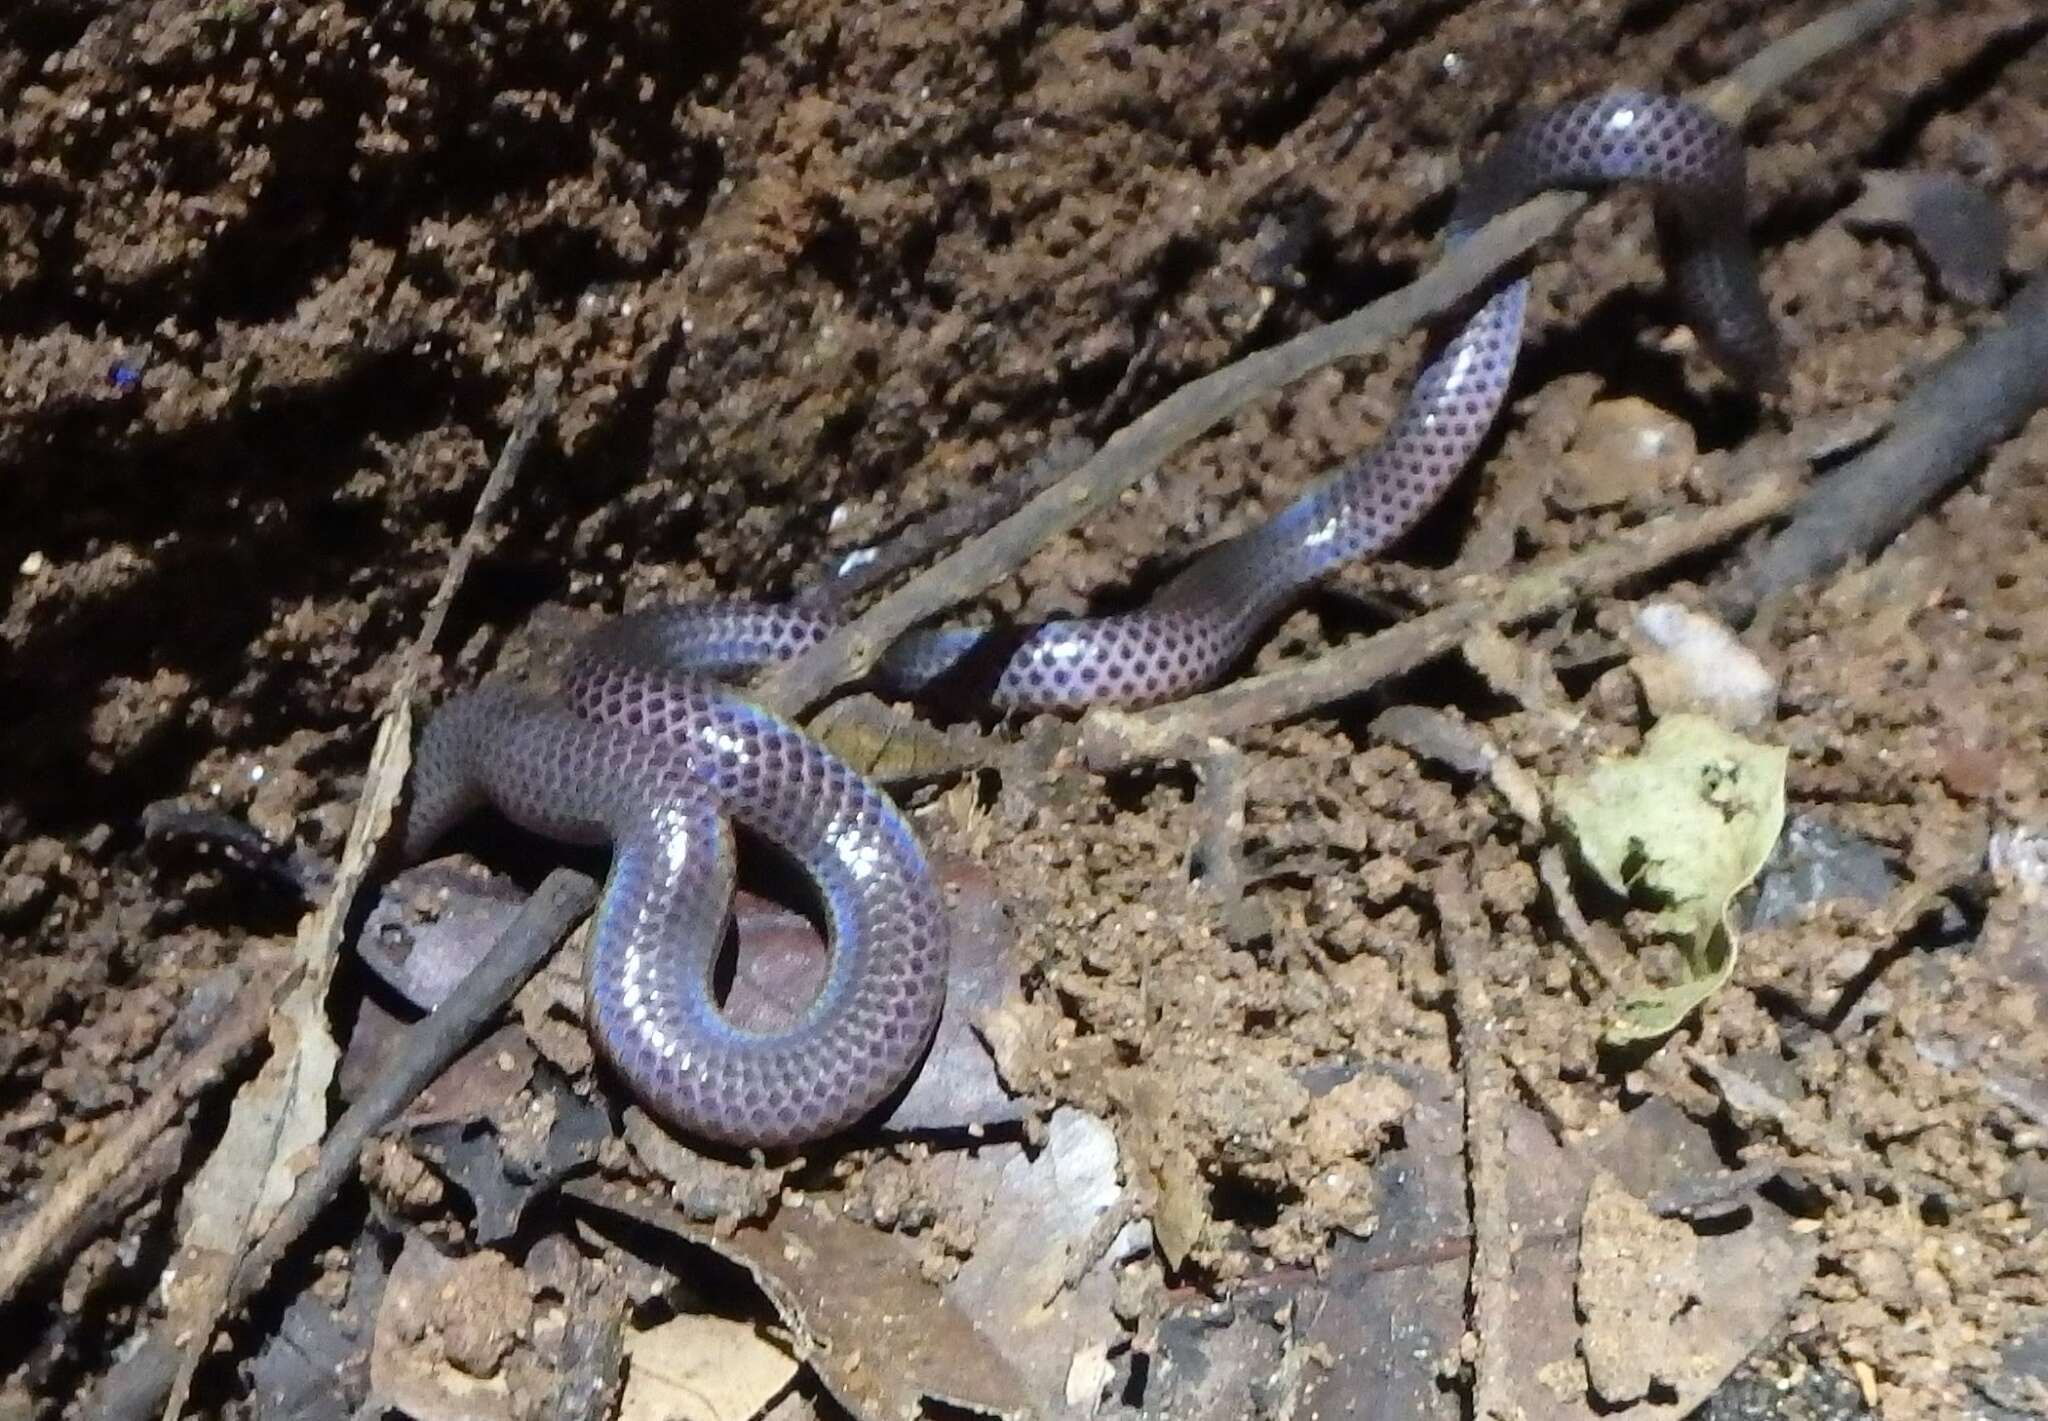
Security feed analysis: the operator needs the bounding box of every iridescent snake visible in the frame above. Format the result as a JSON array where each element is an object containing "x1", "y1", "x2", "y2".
[{"x1": 402, "y1": 92, "x2": 1783, "y2": 1147}]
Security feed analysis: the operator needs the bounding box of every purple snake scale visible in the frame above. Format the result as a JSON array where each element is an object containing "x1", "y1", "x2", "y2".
[{"x1": 401, "y1": 91, "x2": 1781, "y2": 1147}]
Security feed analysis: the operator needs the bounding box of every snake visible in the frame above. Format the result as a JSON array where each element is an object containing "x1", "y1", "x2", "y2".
[{"x1": 401, "y1": 91, "x2": 1783, "y2": 1148}]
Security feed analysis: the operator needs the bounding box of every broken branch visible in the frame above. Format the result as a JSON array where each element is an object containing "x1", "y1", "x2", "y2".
[{"x1": 1719, "y1": 267, "x2": 2048, "y2": 619}]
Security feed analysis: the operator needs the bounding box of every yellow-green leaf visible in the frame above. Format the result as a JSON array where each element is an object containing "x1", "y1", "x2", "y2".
[{"x1": 1551, "y1": 714, "x2": 1786, "y2": 1043}]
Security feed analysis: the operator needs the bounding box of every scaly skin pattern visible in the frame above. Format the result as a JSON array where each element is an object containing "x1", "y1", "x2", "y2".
[
  {"x1": 404, "y1": 91, "x2": 1780, "y2": 1146},
  {"x1": 403, "y1": 671, "x2": 947, "y2": 1149}
]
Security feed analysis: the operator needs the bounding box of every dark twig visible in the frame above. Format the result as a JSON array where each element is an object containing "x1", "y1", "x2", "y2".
[
  {"x1": 139, "y1": 802, "x2": 331, "y2": 903},
  {"x1": 1718, "y1": 267, "x2": 2048, "y2": 620},
  {"x1": 230, "y1": 871, "x2": 594, "y2": 1296},
  {"x1": 89, "y1": 870, "x2": 597, "y2": 1421},
  {"x1": 419, "y1": 370, "x2": 563, "y2": 651}
]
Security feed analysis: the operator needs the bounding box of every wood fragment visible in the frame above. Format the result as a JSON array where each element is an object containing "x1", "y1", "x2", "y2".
[
  {"x1": 1188, "y1": 741, "x2": 1250, "y2": 907},
  {"x1": 1719, "y1": 268, "x2": 2048, "y2": 619},
  {"x1": 1443, "y1": 884, "x2": 1518, "y2": 1421}
]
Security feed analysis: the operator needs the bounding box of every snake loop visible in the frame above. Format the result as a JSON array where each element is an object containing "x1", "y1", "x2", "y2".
[{"x1": 403, "y1": 91, "x2": 1781, "y2": 1146}]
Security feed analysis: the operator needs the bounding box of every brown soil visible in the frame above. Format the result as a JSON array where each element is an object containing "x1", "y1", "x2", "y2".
[{"x1": 3, "y1": 0, "x2": 2046, "y2": 1417}]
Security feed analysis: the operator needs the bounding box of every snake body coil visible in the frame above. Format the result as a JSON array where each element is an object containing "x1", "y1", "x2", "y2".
[{"x1": 404, "y1": 91, "x2": 1780, "y2": 1147}]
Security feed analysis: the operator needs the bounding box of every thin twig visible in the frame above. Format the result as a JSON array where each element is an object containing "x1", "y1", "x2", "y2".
[
  {"x1": 90, "y1": 870, "x2": 598, "y2": 1421},
  {"x1": 747, "y1": 0, "x2": 1923, "y2": 721},
  {"x1": 1537, "y1": 844, "x2": 1627, "y2": 993},
  {"x1": 793, "y1": 437, "x2": 1096, "y2": 613},
  {"x1": 1187, "y1": 740, "x2": 1250, "y2": 908},
  {"x1": 1648, "y1": 1155, "x2": 1796, "y2": 1220},
  {"x1": 1697, "y1": 0, "x2": 1924, "y2": 118},
  {"x1": 1443, "y1": 883, "x2": 1517, "y2": 1421},
  {"x1": 1718, "y1": 267, "x2": 2048, "y2": 620},
  {"x1": 0, "y1": 963, "x2": 298, "y2": 1308},
  {"x1": 148, "y1": 370, "x2": 562, "y2": 1421},
  {"x1": 1077, "y1": 474, "x2": 1801, "y2": 770},
  {"x1": 139, "y1": 802, "x2": 331, "y2": 902},
  {"x1": 420, "y1": 371, "x2": 564, "y2": 651}
]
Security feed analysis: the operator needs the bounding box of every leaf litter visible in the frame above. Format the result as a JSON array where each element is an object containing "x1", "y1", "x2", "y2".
[
  {"x1": 5, "y1": 4, "x2": 2047, "y2": 1421},
  {"x1": 1553, "y1": 714, "x2": 1789, "y2": 1043}
]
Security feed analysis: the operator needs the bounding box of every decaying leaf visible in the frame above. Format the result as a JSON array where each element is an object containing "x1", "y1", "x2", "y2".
[
  {"x1": 936, "y1": 1108, "x2": 1145, "y2": 1416},
  {"x1": 409, "y1": 1063, "x2": 609, "y2": 1243},
  {"x1": 1286, "y1": 1065, "x2": 1467, "y2": 1421},
  {"x1": 1578, "y1": 1173, "x2": 1699, "y2": 1405},
  {"x1": 1577, "y1": 1169, "x2": 1817, "y2": 1415},
  {"x1": 1455, "y1": 1098, "x2": 1816, "y2": 1421},
  {"x1": 618, "y1": 1314, "x2": 797, "y2": 1421},
  {"x1": 568, "y1": 1182, "x2": 1035, "y2": 1421},
  {"x1": 1551, "y1": 714, "x2": 1786, "y2": 1042}
]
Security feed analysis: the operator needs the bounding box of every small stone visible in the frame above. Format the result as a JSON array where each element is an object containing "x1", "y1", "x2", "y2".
[
  {"x1": 1939, "y1": 743, "x2": 2004, "y2": 800},
  {"x1": 1842, "y1": 169, "x2": 2009, "y2": 305},
  {"x1": 1558, "y1": 398, "x2": 1697, "y2": 510},
  {"x1": 1748, "y1": 815, "x2": 1898, "y2": 930},
  {"x1": 1629, "y1": 600, "x2": 1778, "y2": 729}
]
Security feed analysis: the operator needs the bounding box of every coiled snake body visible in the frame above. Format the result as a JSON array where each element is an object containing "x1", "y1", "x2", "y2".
[{"x1": 403, "y1": 92, "x2": 1781, "y2": 1148}]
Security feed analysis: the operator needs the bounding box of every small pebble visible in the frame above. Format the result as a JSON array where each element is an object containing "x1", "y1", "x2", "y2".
[
  {"x1": 1841, "y1": 169, "x2": 2009, "y2": 306},
  {"x1": 1630, "y1": 600, "x2": 1778, "y2": 729},
  {"x1": 1558, "y1": 398, "x2": 1697, "y2": 510},
  {"x1": 1939, "y1": 744, "x2": 2003, "y2": 800}
]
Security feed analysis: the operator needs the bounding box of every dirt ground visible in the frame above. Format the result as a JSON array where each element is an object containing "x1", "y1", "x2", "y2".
[{"x1": 3, "y1": 0, "x2": 2047, "y2": 1418}]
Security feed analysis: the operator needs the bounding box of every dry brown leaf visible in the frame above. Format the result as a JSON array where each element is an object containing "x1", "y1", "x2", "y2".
[{"x1": 618, "y1": 1314, "x2": 797, "y2": 1421}]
